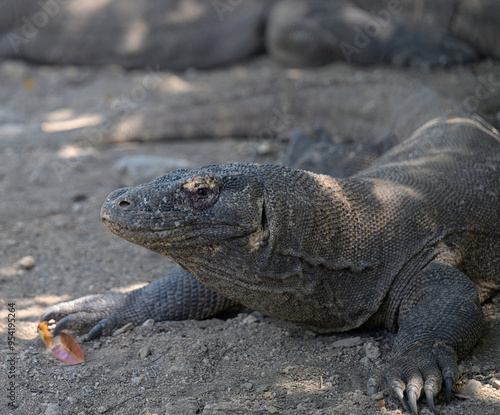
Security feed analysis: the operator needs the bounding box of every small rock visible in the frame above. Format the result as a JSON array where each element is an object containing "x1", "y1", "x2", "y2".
[
  {"x1": 17, "y1": 255, "x2": 35, "y2": 270},
  {"x1": 250, "y1": 311, "x2": 265, "y2": 319},
  {"x1": 257, "y1": 141, "x2": 273, "y2": 155},
  {"x1": 332, "y1": 336, "x2": 363, "y2": 348},
  {"x1": 241, "y1": 382, "x2": 253, "y2": 391},
  {"x1": 112, "y1": 322, "x2": 134, "y2": 336},
  {"x1": 137, "y1": 346, "x2": 152, "y2": 359},
  {"x1": 360, "y1": 356, "x2": 370, "y2": 367},
  {"x1": 131, "y1": 376, "x2": 144, "y2": 385},
  {"x1": 266, "y1": 404, "x2": 281, "y2": 414},
  {"x1": 491, "y1": 379, "x2": 500, "y2": 390},
  {"x1": 364, "y1": 342, "x2": 381, "y2": 360},
  {"x1": 141, "y1": 319, "x2": 155, "y2": 328},
  {"x1": 72, "y1": 202, "x2": 83, "y2": 213},
  {"x1": 44, "y1": 403, "x2": 61, "y2": 415},
  {"x1": 350, "y1": 390, "x2": 366, "y2": 405},
  {"x1": 241, "y1": 314, "x2": 259, "y2": 325},
  {"x1": 1, "y1": 61, "x2": 30, "y2": 79},
  {"x1": 455, "y1": 379, "x2": 482, "y2": 399},
  {"x1": 370, "y1": 391, "x2": 385, "y2": 400},
  {"x1": 471, "y1": 365, "x2": 481, "y2": 374}
]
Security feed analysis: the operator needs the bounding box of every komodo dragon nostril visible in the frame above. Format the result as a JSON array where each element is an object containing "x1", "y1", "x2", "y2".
[{"x1": 118, "y1": 200, "x2": 131, "y2": 208}]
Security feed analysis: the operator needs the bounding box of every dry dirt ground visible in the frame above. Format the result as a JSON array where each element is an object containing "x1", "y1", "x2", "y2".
[{"x1": 0, "y1": 57, "x2": 499, "y2": 415}]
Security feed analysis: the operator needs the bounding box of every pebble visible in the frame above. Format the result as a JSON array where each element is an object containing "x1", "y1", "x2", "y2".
[
  {"x1": 137, "y1": 346, "x2": 152, "y2": 359},
  {"x1": 44, "y1": 403, "x2": 61, "y2": 415},
  {"x1": 250, "y1": 311, "x2": 265, "y2": 319},
  {"x1": 241, "y1": 314, "x2": 260, "y2": 325},
  {"x1": 241, "y1": 382, "x2": 253, "y2": 391},
  {"x1": 17, "y1": 255, "x2": 35, "y2": 270},
  {"x1": 491, "y1": 379, "x2": 500, "y2": 390},
  {"x1": 370, "y1": 391, "x2": 385, "y2": 400},
  {"x1": 364, "y1": 342, "x2": 381, "y2": 360},
  {"x1": 1, "y1": 60, "x2": 30, "y2": 79},
  {"x1": 72, "y1": 202, "x2": 83, "y2": 213},
  {"x1": 455, "y1": 379, "x2": 482, "y2": 399},
  {"x1": 141, "y1": 319, "x2": 155, "y2": 328},
  {"x1": 266, "y1": 404, "x2": 281, "y2": 414},
  {"x1": 360, "y1": 356, "x2": 370, "y2": 367},
  {"x1": 131, "y1": 375, "x2": 144, "y2": 385},
  {"x1": 332, "y1": 336, "x2": 363, "y2": 348},
  {"x1": 112, "y1": 322, "x2": 134, "y2": 336},
  {"x1": 256, "y1": 141, "x2": 273, "y2": 155}
]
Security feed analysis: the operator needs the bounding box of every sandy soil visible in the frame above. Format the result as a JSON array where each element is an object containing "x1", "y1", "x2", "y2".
[{"x1": 0, "y1": 57, "x2": 499, "y2": 415}]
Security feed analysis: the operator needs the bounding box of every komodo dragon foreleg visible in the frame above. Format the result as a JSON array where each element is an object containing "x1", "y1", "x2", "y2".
[{"x1": 41, "y1": 265, "x2": 236, "y2": 338}]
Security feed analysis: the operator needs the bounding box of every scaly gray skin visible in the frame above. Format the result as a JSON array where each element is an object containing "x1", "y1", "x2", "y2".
[
  {"x1": 42, "y1": 116, "x2": 500, "y2": 414},
  {"x1": 1, "y1": 0, "x2": 498, "y2": 69}
]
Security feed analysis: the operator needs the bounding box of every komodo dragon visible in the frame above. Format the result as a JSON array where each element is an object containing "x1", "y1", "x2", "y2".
[
  {"x1": 1, "y1": 0, "x2": 499, "y2": 69},
  {"x1": 42, "y1": 116, "x2": 500, "y2": 414}
]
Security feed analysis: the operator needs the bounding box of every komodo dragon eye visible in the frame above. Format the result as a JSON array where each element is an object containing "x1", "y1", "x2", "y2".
[{"x1": 182, "y1": 176, "x2": 220, "y2": 210}]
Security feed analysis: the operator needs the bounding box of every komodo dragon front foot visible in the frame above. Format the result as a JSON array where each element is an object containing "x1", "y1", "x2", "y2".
[
  {"x1": 367, "y1": 344, "x2": 458, "y2": 415},
  {"x1": 41, "y1": 265, "x2": 237, "y2": 340},
  {"x1": 41, "y1": 293, "x2": 129, "y2": 339},
  {"x1": 366, "y1": 262, "x2": 484, "y2": 415}
]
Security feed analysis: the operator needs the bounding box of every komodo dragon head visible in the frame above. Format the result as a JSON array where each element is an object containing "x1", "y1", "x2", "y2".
[{"x1": 101, "y1": 163, "x2": 267, "y2": 251}]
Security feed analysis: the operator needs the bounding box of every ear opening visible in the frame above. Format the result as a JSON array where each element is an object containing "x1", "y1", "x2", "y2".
[{"x1": 260, "y1": 197, "x2": 268, "y2": 231}]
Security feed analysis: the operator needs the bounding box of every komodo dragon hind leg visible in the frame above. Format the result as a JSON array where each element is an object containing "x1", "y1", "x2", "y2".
[
  {"x1": 367, "y1": 262, "x2": 483, "y2": 415},
  {"x1": 41, "y1": 265, "x2": 237, "y2": 340}
]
